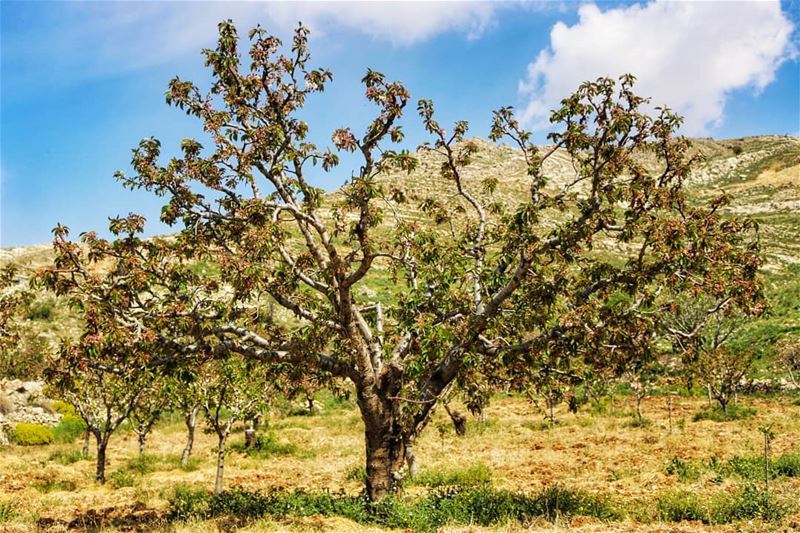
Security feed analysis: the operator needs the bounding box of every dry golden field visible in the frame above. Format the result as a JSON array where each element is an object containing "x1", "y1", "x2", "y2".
[{"x1": 1, "y1": 393, "x2": 799, "y2": 532}]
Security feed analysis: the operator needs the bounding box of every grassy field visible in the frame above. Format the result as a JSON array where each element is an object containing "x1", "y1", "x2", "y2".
[{"x1": 1, "y1": 392, "x2": 799, "y2": 532}]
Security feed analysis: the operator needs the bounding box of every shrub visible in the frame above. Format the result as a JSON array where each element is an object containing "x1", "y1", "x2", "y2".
[
  {"x1": 52, "y1": 414, "x2": 86, "y2": 443},
  {"x1": 168, "y1": 485, "x2": 211, "y2": 520},
  {"x1": 50, "y1": 400, "x2": 76, "y2": 417},
  {"x1": 26, "y1": 299, "x2": 55, "y2": 321},
  {"x1": 412, "y1": 464, "x2": 492, "y2": 488},
  {"x1": 774, "y1": 451, "x2": 800, "y2": 477},
  {"x1": 125, "y1": 453, "x2": 159, "y2": 475},
  {"x1": 692, "y1": 404, "x2": 756, "y2": 422},
  {"x1": 344, "y1": 464, "x2": 366, "y2": 482},
  {"x1": 230, "y1": 432, "x2": 308, "y2": 458},
  {"x1": 209, "y1": 488, "x2": 270, "y2": 518},
  {"x1": 32, "y1": 477, "x2": 77, "y2": 493},
  {"x1": 0, "y1": 501, "x2": 15, "y2": 523},
  {"x1": 109, "y1": 469, "x2": 136, "y2": 489},
  {"x1": 709, "y1": 484, "x2": 786, "y2": 523},
  {"x1": 11, "y1": 423, "x2": 54, "y2": 445},
  {"x1": 732, "y1": 145, "x2": 743, "y2": 155},
  {"x1": 49, "y1": 447, "x2": 87, "y2": 465},
  {"x1": 656, "y1": 490, "x2": 706, "y2": 522},
  {"x1": 665, "y1": 457, "x2": 702, "y2": 482}
]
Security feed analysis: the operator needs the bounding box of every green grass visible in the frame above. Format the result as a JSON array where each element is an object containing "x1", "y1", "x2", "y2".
[
  {"x1": 167, "y1": 484, "x2": 621, "y2": 531},
  {"x1": 692, "y1": 404, "x2": 757, "y2": 422},
  {"x1": 230, "y1": 432, "x2": 313, "y2": 459},
  {"x1": 52, "y1": 415, "x2": 87, "y2": 443},
  {"x1": 48, "y1": 447, "x2": 88, "y2": 465},
  {"x1": 0, "y1": 501, "x2": 15, "y2": 523},
  {"x1": 411, "y1": 463, "x2": 492, "y2": 488}
]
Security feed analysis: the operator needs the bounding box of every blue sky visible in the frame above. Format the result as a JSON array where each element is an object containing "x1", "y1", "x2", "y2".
[{"x1": 2, "y1": 1, "x2": 798, "y2": 247}]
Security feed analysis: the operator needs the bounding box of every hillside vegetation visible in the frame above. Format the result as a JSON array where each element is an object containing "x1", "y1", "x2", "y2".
[{"x1": 2, "y1": 135, "x2": 797, "y2": 366}]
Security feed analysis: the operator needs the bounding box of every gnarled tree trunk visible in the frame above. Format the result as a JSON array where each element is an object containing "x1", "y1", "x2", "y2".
[{"x1": 364, "y1": 419, "x2": 406, "y2": 501}]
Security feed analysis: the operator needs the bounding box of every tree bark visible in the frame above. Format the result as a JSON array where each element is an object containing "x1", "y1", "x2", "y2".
[
  {"x1": 95, "y1": 435, "x2": 108, "y2": 484},
  {"x1": 364, "y1": 417, "x2": 406, "y2": 501},
  {"x1": 404, "y1": 435, "x2": 419, "y2": 479},
  {"x1": 214, "y1": 435, "x2": 227, "y2": 495},
  {"x1": 138, "y1": 432, "x2": 147, "y2": 455},
  {"x1": 82, "y1": 430, "x2": 90, "y2": 457},
  {"x1": 181, "y1": 409, "x2": 197, "y2": 467}
]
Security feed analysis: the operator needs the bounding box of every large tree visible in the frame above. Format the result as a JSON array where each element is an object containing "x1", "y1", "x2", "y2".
[{"x1": 48, "y1": 22, "x2": 763, "y2": 501}]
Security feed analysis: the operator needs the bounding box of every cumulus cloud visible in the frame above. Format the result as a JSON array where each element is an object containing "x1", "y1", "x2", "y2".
[{"x1": 519, "y1": 1, "x2": 796, "y2": 134}]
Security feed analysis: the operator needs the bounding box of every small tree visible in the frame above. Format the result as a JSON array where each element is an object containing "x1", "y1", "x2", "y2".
[
  {"x1": 625, "y1": 359, "x2": 663, "y2": 422},
  {"x1": 129, "y1": 373, "x2": 171, "y2": 455},
  {"x1": 0, "y1": 265, "x2": 36, "y2": 379},
  {"x1": 201, "y1": 354, "x2": 269, "y2": 495},
  {"x1": 696, "y1": 346, "x2": 755, "y2": 413},
  {"x1": 46, "y1": 346, "x2": 146, "y2": 483},
  {"x1": 775, "y1": 335, "x2": 800, "y2": 389},
  {"x1": 171, "y1": 371, "x2": 204, "y2": 467}
]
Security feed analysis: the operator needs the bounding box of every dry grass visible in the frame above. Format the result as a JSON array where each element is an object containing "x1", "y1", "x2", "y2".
[{"x1": 0, "y1": 394, "x2": 798, "y2": 532}]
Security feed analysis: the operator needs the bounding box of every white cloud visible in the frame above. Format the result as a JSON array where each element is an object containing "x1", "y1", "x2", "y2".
[
  {"x1": 519, "y1": 1, "x2": 796, "y2": 135},
  {"x1": 266, "y1": 1, "x2": 499, "y2": 46}
]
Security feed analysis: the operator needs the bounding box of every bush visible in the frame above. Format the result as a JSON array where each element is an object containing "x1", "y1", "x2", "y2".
[
  {"x1": 209, "y1": 488, "x2": 270, "y2": 518},
  {"x1": 709, "y1": 484, "x2": 786, "y2": 523},
  {"x1": 230, "y1": 432, "x2": 309, "y2": 458},
  {"x1": 50, "y1": 400, "x2": 76, "y2": 417},
  {"x1": 692, "y1": 404, "x2": 756, "y2": 422},
  {"x1": 52, "y1": 414, "x2": 86, "y2": 443},
  {"x1": 125, "y1": 453, "x2": 160, "y2": 475},
  {"x1": 412, "y1": 464, "x2": 492, "y2": 488},
  {"x1": 109, "y1": 469, "x2": 135, "y2": 489},
  {"x1": 0, "y1": 501, "x2": 15, "y2": 523},
  {"x1": 26, "y1": 299, "x2": 55, "y2": 321},
  {"x1": 168, "y1": 485, "x2": 211, "y2": 520},
  {"x1": 11, "y1": 423, "x2": 54, "y2": 445},
  {"x1": 665, "y1": 457, "x2": 702, "y2": 482},
  {"x1": 344, "y1": 464, "x2": 366, "y2": 482},
  {"x1": 32, "y1": 477, "x2": 77, "y2": 493},
  {"x1": 656, "y1": 490, "x2": 706, "y2": 522},
  {"x1": 49, "y1": 447, "x2": 87, "y2": 465}
]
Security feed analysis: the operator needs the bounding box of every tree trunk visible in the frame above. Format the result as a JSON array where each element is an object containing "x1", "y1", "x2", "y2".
[
  {"x1": 244, "y1": 420, "x2": 256, "y2": 449},
  {"x1": 95, "y1": 435, "x2": 108, "y2": 484},
  {"x1": 306, "y1": 392, "x2": 316, "y2": 415},
  {"x1": 404, "y1": 435, "x2": 419, "y2": 479},
  {"x1": 214, "y1": 435, "x2": 227, "y2": 495},
  {"x1": 181, "y1": 409, "x2": 197, "y2": 467},
  {"x1": 364, "y1": 420, "x2": 406, "y2": 501},
  {"x1": 138, "y1": 432, "x2": 147, "y2": 455},
  {"x1": 445, "y1": 405, "x2": 467, "y2": 436},
  {"x1": 82, "y1": 430, "x2": 90, "y2": 457},
  {"x1": 636, "y1": 394, "x2": 644, "y2": 421}
]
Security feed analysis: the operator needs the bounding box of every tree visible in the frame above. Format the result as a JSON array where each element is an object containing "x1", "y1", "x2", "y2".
[
  {"x1": 0, "y1": 265, "x2": 37, "y2": 379},
  {"x1": 37, "y1": 221, "x2": 182, "y2": 483},
  {"x1": 775, "y1": 335, "x2": 800, "y2": 389},
  {"x1": 56, "y1": 21, "x2": 763, "y2": 501},
  {"x1": 695, "y1": 346, "x2": 755, "y2": 413},
  {"x1": 200, "y1": 354, "x2": 269, "y2": 495},
  {"x1": 46, "y1": 346, "x2": 147, "y2": 483},
  {"x1": 129, "y1": 373, "x2": 171, "y2": 455},
  {"x1": 171, "y1": 371, "x2": 205, "y2": 467}
]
